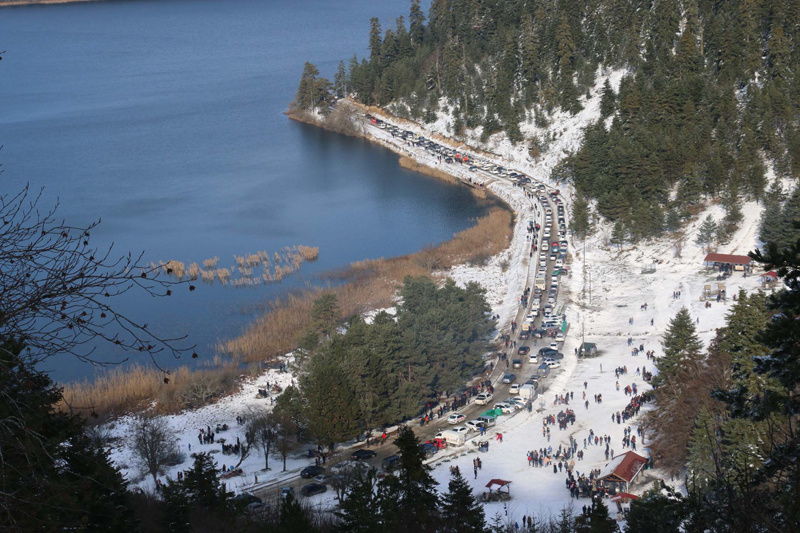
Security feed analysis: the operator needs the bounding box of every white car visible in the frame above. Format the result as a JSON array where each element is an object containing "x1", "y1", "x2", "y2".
[
  {"x1": 447, "y1": 413, "x2": 467, "y2": 424},
  {"x1": 509, "y1": 384, "x2": 521, "y2": 394},
  {"x1": 465, "y1": 420, "x2": 484, "y2": 432},
  {"x1": 508, "y1": 397, "x2": 527, "y2": 408},
  {"x1": 544, "y1": 359, "x2": 561, "y2": 369},
  {"x1": 549, "y1": 342, "x2": 559, "y2": 350},
  {"x1": 494, "y1": 402, "x2": 519, "y2": 414},
  {"x1": 450, "y1": 426, "x2": 470, "y2": 435},
  {"x1": 474, "y1": 393, "x2": 493, "y2": 405},
  {"x1": 556, "y1": 332, "x2": 565, "y2": 342}
]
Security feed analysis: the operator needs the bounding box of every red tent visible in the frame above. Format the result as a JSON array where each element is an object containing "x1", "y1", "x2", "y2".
[
  {"x1": 482, "y1": 479, "x2": 512, "y2": 502},
  {"x1": 485, "y1": 479, "x2": 512, "y2": 489},
  {"x1": 610, "y1": 492, "x2": 639, "y2": 502}
]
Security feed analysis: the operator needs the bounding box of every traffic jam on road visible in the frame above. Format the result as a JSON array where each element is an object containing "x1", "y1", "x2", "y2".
[{"x1": 266, "y1": 115, "x2": 571, "y2": 502}]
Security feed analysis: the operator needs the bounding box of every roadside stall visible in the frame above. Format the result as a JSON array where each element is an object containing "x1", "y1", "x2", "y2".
[
  {"x1": 482, "y1": 479, "x2": 512, "y2": 502},
  {"x1": 610, "y1": 492, "x2": 639, "y2": 521}
]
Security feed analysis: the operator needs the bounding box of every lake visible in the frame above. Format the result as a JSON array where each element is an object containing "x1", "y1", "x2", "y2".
[{"x1": 0, "y1": 0, "x2": 492, "y2": 381}]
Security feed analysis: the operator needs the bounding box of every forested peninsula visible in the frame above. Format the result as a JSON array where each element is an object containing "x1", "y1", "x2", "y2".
[{"x1": 296, "y1": 0, "x2": 799, "y2": 244}]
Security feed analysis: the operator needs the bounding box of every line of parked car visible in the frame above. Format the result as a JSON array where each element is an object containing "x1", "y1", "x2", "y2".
[
  {"x1": 258, "y1": 115, "x2": 569, "y2": 509},
  {"x1": 366, "y1": 114, "x2": 532, "y2": 180}
]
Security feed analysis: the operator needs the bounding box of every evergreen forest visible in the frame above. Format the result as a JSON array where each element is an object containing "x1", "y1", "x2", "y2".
[
  {"x1": 276, "y1": 276, "x2": 495, "y2": 449},
  {"x1": 299, "y1": 0, "x2": 800, "y2": 240}
]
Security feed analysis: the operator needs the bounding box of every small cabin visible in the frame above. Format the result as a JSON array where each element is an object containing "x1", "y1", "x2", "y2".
[{"x1": 703, "y1": 253, "x2": 752, "y2": 272}]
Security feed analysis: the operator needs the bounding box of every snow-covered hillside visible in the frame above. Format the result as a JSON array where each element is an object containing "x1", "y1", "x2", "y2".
[{"x1": 105, "y1": 67, "x2": 772, "y2": 526}]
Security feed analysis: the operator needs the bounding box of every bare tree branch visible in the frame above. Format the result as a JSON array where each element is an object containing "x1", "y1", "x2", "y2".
[{"x1": 0, "y1": 185, "x2": 197, "y2": 372}]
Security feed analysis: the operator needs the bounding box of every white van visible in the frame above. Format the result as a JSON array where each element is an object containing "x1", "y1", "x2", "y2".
[
  {"x1": 437, "y1": 429, "x2": 467, "y2": 446},
  {"x1": 520, "y1": 383, "x2": 537, "y2": 400},
  {"x1": 542, "y1": 242, "x2": 549, "y2": 251}
]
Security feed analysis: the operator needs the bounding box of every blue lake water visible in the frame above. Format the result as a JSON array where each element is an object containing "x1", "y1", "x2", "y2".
[{"x1": 0, "y1": 0, "x2": 492, "y2": 381}]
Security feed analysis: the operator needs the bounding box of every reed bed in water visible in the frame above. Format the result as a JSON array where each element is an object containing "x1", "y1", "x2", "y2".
[
  {"x1": 224, "y1": 207, "x2": 512, "y2": 362},
  {"x1": 63, "y1": 208, "x2": 510, "y2": 418},
  {"x1": 151, "y1": 245, "x2": 319, "y2": 287}
]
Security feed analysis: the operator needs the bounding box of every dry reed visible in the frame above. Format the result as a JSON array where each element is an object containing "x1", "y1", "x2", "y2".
[
  {"x1": 223, "y1": 207, "x2": 512, "y2": 362},
  {"x1": 60, "y1": 361, "x2": 246, "y2": 418},
  {"x1": 66, "y1": 141, "x2": 511, "y2": 418},
  {"x1": 151, "y1": 245, "x2": 320, "y2": 287},
  {"x1": 60, "y1": 207, "x2": 510, "y2": 418}
]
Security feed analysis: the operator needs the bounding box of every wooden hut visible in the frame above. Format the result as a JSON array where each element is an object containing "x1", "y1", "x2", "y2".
[{"x1": 597, "y1": 451, "x2": 648, "y2": 493}]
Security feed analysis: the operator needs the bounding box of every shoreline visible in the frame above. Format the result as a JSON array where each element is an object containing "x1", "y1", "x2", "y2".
[
  {"x1": 0, "y1": 0, "x2": 100, "y2": 6},
  {"x1": 62, "y1": 116, "x2": 520, "y2": 415}
]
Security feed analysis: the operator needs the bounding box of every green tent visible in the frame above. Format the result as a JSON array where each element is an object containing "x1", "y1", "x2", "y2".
[{"x1": 480, "y1": 408, "x2": 504, "y2": 418}]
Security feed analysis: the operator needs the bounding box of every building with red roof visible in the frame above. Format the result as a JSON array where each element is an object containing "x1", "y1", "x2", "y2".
[{"x1": 597, "y1": 451, "x2": 648, "y2": 491}]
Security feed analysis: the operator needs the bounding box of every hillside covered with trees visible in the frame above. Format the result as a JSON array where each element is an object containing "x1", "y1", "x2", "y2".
[
  {"x1": 275, "y1": 276, "x2": 495, "y2": 448},
  {"x1": 299, "y1": 0, "x2": 800, "y2": 240}
]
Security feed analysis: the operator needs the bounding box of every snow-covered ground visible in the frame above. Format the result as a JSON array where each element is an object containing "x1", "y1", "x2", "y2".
[
  {"x1": 106, "y1": 67, "x2": 771, "y2": 525},
  {"x1": 371, "y1": 69, "x2": 770, "y2": 523},
  {"x1": 107, "y1": 357, "x2": 301, "y2": 494},
  {"x1": 424, "y1": 197, "x2": 766, "y2": 523}
]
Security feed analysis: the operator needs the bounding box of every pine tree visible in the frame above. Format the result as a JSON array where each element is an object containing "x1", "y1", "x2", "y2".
[
  {"x1": 600, "y1": 79, "x2": 616, "y2": 118},
  {"x1": 625, "y1": 481, "x2": 687, "y2": 533},
  {"x1": 312, "y1": 292, "x2": 340, "y2": 338},
  {"x1": 487, "y1": 512, "x2": 506, "y2": 533},
  {"x1": 776, "y1": 187, "x2": 800, "y2": 250},
  {"x1": 0, "y1": 339, "x2": 138, "y2": 532},
  {"x1": 334, "y1": 60, "x2": 348, "y2": 97},
  {"x1": 409, "y1": 0, "x2": 425, "y2": 46},
  {"x1": 279, "y1": 493, "x2": 317, "y2": 533},
  {"x1": 160, "y1": 479, "x2": 192, "y2": 533},
  {"x1": 572, "y1": 196, "x2": 591, "y2": 239},
  {"x1": 181, "y1": 452, "x2": 231, "y2": 512},
  {"x1": 665, "y1": 208, "x2": 681, "y2": 232},
  {"x1": 719, "y1": 234, "x2": 800, "y2": 530},
  {"x1": 556, "y1": 15, "x2": 581, "y2": 114},
  {"x1": 369, "y1": 18, "x2": 383, "y2": 63},
  {"x1": 336, "y1": 470, "x2": 380, "y2": 532},
  {"x1": 760, "y1": 184, "x2": 785, "y2": 246},
  {"x1": 575, "y1": 497, "x2": 617, "y2": 532},
  {"x1": 695, "y1": 215, "x2": 718, "y2": 252},
  {"x1": 554, "y1": 507, "x2": 575, "y2": 532},
  {"x1": 440, "y1": 470, "x2": 486, "y2": 533},
  {"x1": 656, "y1": 307, "x2": 703, "y2": 385},
  {"x1": 295, "y1": 62, "x2": 334, "y2": 114},
  {"x1": 302, "y1": 353, "x2": 361, "y2": 449},
  {"x1": 610, "y1": 220, "x2": 627, "y2": 248},
  {"x1": 390, "y1": 426, "x2": 440, "y2": 531}
]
